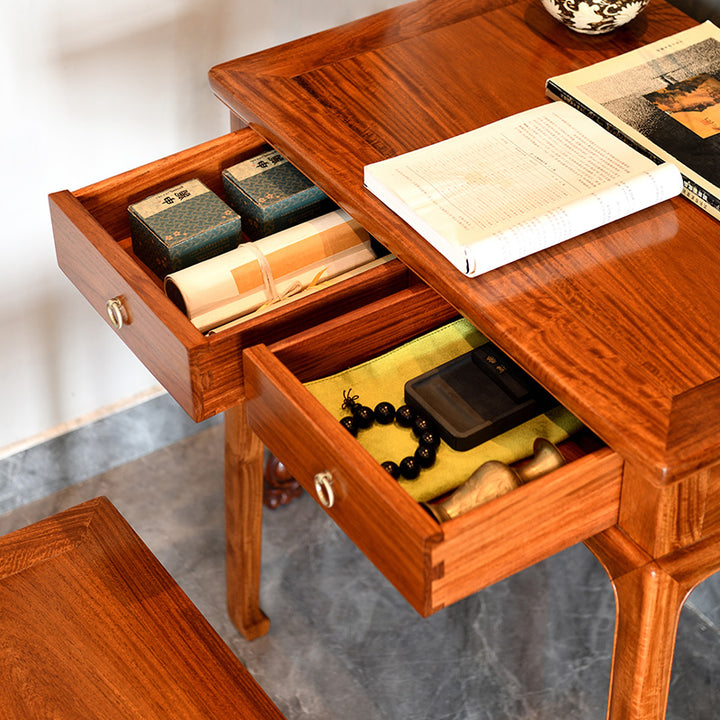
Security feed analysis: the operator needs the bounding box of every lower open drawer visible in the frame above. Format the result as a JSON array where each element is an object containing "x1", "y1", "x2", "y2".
[{"x1": 244, "y1": 293, "x2": 624, "y2": 616}]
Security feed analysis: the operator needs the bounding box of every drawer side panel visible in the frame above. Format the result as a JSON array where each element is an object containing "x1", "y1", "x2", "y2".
[{"x1": 50, "y1": 190, "x2": 201, "y2": 418}]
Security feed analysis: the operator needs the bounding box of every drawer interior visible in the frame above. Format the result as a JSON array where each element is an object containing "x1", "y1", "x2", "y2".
[
  {"x1": 245, "y1": 294, "x2": 623, "y2": 615},
  {"x1": 71, "y1": 129, "x2": 394, "y2": 324},
  {"x1": 73, "y1": 130, "x2": 271, "y2": 290},
  {"x1": 276, "y1": 314, "x2": 605, "y2": 502}
]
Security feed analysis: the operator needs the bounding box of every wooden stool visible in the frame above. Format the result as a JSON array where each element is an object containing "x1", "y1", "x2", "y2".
[{"x1": 0, "y1": 497, "x2": 285, "y2": 720}]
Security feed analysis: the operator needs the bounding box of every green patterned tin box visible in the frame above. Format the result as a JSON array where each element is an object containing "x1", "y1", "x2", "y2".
[
  {"x1": 222, "y1": 150, "x2": 335, "y2": 240},
  {"x1": 128, "y1": 179, "x2": 242, "y2": 278}
]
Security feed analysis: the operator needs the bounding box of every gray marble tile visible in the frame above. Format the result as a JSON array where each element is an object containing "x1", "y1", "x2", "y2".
[
  {"x1": 687, "y1": 577, "x2": 720, "y2": 631},
  {"x1": 0, "y1": 392, "x2": 220, "y2": 515},
  {"x1": 0, "y1": 423, "x2": 719, "y2": 719}
]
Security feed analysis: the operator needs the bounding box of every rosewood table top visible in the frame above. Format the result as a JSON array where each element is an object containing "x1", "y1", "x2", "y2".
[{"x1": 209, "y1": 0, "x2": 718, "y2": 485}]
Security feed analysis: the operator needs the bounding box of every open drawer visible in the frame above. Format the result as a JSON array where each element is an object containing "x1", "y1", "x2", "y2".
[
  {"x1": 243, "y1": 293, "x2": 624, "y2": 617},
  {"x1": 49, "y1": 128, "x2": 430, "y2": 421}
]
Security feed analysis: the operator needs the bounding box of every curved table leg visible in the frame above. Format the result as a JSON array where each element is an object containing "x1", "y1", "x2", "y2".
[
  {"x1": 224, "y1": 403, "x2": 270, "y2": 640},
  {"x1": 586, "y1": 525, "x2": 720, "y2": 720},
  {"x1": 607, "y1": 560, "x2": 688, "y2": 720}
]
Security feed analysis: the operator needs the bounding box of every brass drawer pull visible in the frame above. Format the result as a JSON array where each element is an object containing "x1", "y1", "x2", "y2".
[
  {"x1": 106, "y1": 297, "x2": 126, "y2": 330},
  {"x1": 313, "y1": 471, "x2": 335, "y2": 508}
]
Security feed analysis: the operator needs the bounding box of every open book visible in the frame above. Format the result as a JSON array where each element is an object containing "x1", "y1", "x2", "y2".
[
  {"x1": 363, "y1": 102, "x2": 682, "y2": 277},
  {"x1": 546, "y1": 21, "x2": 720, "y2": 222}
]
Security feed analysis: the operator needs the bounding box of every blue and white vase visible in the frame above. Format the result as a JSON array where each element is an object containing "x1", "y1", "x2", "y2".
[{"x1": 541, "y1": 0, "x2": 650, "y2": 34}]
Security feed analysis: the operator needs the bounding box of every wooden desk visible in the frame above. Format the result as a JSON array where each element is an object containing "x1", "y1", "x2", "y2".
[
  {"x1": 207, "y1": 1, "x2": 720, "y2": 718},
  {"x1": 0, "y1": 497, "x2": 285, "y2": 720},
  {"x1": 48, "y1": 0, "x2": 720, "y2": 717}
]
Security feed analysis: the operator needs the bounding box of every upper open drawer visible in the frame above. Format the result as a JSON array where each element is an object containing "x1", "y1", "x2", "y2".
[
  {"x1": 243, "y1": 294, "x2": 624, "y2": 616},
  {"x1": 49, "y1": 128, "x2": 419, "y2": 421}
]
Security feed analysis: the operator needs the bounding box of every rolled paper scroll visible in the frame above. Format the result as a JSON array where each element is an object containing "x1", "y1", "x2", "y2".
[{"x1": 165, "y1": 209, "x2": 377, "y2": 332}]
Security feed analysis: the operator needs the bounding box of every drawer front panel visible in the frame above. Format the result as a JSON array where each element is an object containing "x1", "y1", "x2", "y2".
[
  {"x1": 50, "y1": 190, "x2": 199, "y2": 415},
  {"x1": 430, "y1": 448, "x2": 622, "y2": 610},
  {"x1": 244, "y1": 343, "x2": 441, "y2": 615}
]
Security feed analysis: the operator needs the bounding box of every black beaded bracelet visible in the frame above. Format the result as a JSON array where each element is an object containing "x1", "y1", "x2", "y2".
[{"x1": 339, "y1": 389, "x2": 440, "y2": 480}]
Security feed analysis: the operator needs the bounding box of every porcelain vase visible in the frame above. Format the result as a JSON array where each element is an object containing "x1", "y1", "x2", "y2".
[{"x1": 541, "y1": 0, "x2": 650, "y2": 34}]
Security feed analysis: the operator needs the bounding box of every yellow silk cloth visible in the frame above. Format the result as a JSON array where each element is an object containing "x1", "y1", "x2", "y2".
[{"x1": 305, "y1": 319, "x2": 583, "y2": 503}]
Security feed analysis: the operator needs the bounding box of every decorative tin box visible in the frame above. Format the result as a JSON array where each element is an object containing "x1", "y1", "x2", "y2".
[
  {"x1": 128, "y1": 179, "x2": 242, "y2": 278},
  {"x1": 222, "y1": 150, "x2": 335, "y2": 240}
]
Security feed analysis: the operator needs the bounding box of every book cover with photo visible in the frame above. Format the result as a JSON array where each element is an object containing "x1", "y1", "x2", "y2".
[{"x1": 546, "y1": 21, "x2": 720, "y2": 220}]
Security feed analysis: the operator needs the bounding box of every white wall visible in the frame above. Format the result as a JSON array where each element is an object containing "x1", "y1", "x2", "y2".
[{"x1": 0, "y1": 0, "x2": 405, "y2": 454}]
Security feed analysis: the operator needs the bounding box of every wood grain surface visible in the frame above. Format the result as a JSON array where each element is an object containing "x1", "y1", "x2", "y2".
[
  {"x1": 0, "y1": 497, "x2": 285, "y2": 719},
  {"x1": 213, "y1": 3, "x2": 720, "y2": 717},
  {"x1": 48, "y1": 2, "x2": 720, "y2": 717},
  {"x1": 210, "y1": 0, "x2": 717, "y2": 483}
]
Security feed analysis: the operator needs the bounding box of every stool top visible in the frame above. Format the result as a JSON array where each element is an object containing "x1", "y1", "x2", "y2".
[{"x1": 0, "y1": 497, "x2": 285, "y2": 720}]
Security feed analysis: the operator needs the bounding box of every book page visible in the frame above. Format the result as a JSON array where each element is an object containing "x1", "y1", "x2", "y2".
[
  {"x1": 385, "y1": 106, "x2": 655, "y2": 240},
  {"x1": 364, "y1": 102, "x2": 682, "y2": 275}
]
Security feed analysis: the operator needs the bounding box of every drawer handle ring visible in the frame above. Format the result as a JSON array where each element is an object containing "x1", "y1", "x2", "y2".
[
  {"x1": 106, "y1": 297, "x2": 125, "y2": 330},
  {"x1": 314, "y1": 471, "x2": 335, "y2": 508}
]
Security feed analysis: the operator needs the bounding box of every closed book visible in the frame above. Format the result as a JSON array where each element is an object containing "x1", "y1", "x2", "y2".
[
  {"x1": 128, "y1": 179, "x2": 242, "y2": 278},
  {"x1": 222, "y1": 149, "x2": 335, "y2": 240}
]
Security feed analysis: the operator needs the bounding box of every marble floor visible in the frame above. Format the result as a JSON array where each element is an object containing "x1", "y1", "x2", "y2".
[{"x1": 1, "y1": 394, "x2": 719, "y2": 719}]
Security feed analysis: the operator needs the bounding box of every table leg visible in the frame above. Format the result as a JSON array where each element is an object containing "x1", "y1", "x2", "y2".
[
  {"x1": 606, "y1": 560, "x2": 687, "y2": 720},
  {"x1": 224, "y1": 402, "x2": 270, "y2": 640},
  {"x1": 587, "y1": 525, "x2": 720, "y2": 720}
]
